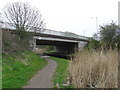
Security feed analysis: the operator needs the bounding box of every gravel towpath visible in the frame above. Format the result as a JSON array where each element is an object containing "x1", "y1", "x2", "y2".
[{"x1": 23, "y1": 56, "x2": 57, "y2": 88}]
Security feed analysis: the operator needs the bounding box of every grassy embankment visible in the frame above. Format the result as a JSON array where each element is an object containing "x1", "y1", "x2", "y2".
[
  {"x1": 69, "y1": 49, "x2": 118, "y2": 88},
  {"x1": 50, "y1": 57, "x2": 72, "y2": 88},
  {"x1": 2, "y1": 51, "x2": 48, "y2": 88},
  {"x1": 0, "y1": 54, "x2": 2, "y2": 89}
]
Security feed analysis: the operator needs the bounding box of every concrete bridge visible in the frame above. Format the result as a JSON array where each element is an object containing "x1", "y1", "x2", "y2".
[
  {"x1": 33, "y1": 29, "x2": 88, "y2": 54},
  {"x1": 1, "y1": 21, "x2": 89, "y2": 54}
]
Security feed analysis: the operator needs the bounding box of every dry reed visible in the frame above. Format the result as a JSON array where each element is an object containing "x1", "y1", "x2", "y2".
[{"x1": 68, "y1": 49, "x2": 118, "y2": 88}]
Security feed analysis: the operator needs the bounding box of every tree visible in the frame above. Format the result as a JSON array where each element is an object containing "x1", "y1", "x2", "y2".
[
  {"x1": 3, "y1": 2, "x2": 45, "y2": 39},
  {"x1": 99, "y1": 21, "x2": 119, "y2": 49},
  {"x1": 2, "y1": 2, "x2": 45, "y2": 52},
  {"x1": 93, "y1": 33, "x2": 100, "y2": 41},
  {"x1": 85, "y1": 38, "x2": 101, "y2": 50}
]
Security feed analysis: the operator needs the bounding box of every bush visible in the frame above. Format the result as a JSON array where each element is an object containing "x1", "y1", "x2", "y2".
[
  {"x1": 2, "y1": 30, "x2": 32, "y2": 54},
  {"x1": 85, "y1": 38, "x2": 101, "y2": 50},
  {"x1": 46, "y1": 46, "x2": 55, "y2": 52},
  {"x1": 99, "y1": 21, "x2": 119, "y2": 50}
]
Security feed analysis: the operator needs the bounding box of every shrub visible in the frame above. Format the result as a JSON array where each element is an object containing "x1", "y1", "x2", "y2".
[
  {"x1": 85, "y1": 38, "x2": 101, "y2": 50},
  {"x1": 2, "y1": 30, "x2": 32, "y2": 54}
]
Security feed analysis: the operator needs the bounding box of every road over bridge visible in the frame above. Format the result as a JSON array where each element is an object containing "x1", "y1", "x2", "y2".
[{"x1": 1, "y1": 22, "x2": 89, "y2": 54}]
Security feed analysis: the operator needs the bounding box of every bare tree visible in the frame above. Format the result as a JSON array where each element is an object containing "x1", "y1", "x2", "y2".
[{"x1": 3, "y1": 2, "x2": 45, "y2": 32}]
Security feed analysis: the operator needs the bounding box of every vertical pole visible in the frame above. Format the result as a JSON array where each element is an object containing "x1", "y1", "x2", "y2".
[
  {"x1": 96, "y1": 17, "x2": 98, "y2": 33},
  {"x1": 96, "y1": 17, "x2": 99, "y2": 40},
  {"x1": 91, "y1": 17, "x2": 99, "y2": 40},
  {"x1": 83, "y1": 30, "x2": 85, "y2": 36}
]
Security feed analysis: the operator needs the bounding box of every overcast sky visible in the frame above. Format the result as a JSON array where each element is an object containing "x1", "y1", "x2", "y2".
[{"x1": 0, "y1": 0, "x2": 119, "y2": 37}]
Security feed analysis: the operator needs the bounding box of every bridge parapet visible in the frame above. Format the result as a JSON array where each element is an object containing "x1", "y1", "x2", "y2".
[
  {"x1": 1, "y1": 21, "x2": 89, "y2": 41},
  {"x1": 40, "y1": 29, "x2": 89, "y2": 41}
]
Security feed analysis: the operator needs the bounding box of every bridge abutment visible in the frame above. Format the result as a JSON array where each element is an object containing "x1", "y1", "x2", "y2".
[
  {"x1": 29, "y1": 38, "x2": 36, "y2": 52},
  {"x1": 78, "y1": 41, "x2": 88, "y2": 51}
]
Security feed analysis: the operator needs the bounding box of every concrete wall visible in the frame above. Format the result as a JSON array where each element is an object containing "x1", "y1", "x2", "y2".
[
  {"x1": 29, "y1": 38, "x2": 36, "y2": 52},
  {"x1": 78, "y1": 41, "x2": 88, "y2": 51}
]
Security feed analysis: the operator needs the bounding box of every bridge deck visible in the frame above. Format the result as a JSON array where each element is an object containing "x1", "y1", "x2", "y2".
[{"x1": 1, "y1": 21, "x2": 89, "y2": 42}]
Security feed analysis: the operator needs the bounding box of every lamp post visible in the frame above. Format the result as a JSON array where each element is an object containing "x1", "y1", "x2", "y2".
[
  {"x1": 91, "y1": 17, "x2": 99, "y2": 40},
  {"x1": 0, "y1": 13, "x2": 1, "y2": 21},
  {"x1": 83, "y1": 30, "x2": 85, "y2": 36}
]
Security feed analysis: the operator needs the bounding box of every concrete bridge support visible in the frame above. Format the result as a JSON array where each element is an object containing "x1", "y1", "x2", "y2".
[
  {"x1": 29, "y1": 38, "x2": 36, "y2": 52},
  {"x1": 78, "y1": 41, "x2": 88, "y2": 51}
]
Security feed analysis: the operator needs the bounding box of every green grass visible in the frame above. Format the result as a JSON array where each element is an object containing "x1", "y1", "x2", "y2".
[
  {"x1": 0, "y1": 54, "x2": 2, "y2": 89},
  {"x1": 50, "y1": 57, "x2": 70, "y2": 88},
  {"x1": 2, "y1": 51, "x2": 48, "y2": 88}
]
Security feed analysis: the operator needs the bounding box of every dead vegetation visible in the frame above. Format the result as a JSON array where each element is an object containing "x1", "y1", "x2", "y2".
[
  {"x1": 2, "y1": 29, "x2": 32, "y2": 54},
  {"x1": 68, "y1": 49, "x2": 118, "y2": 88}
]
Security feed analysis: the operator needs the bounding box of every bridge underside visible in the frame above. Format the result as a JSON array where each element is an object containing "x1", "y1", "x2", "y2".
[
  {"x1": 31, "y1": 36, "x2": 88, "y2": 54},
  {"x1": 36, "y1": 39, "x2": 78, "y2": 54}
]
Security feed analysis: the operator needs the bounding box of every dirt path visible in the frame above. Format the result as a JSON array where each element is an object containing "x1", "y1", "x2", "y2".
[{"x1": 23, "y1": 56, "x2": 57, "y2": 88}]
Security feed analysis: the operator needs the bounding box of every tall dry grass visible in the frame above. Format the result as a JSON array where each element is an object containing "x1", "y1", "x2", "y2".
[{"x1": 68, "y1": 49, "x2": 118, "y2": 88}]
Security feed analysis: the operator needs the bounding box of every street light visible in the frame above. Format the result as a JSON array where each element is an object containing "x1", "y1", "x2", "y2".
[{"x1": 91, "y1": 17, "x2": 99, "y2": 40}]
